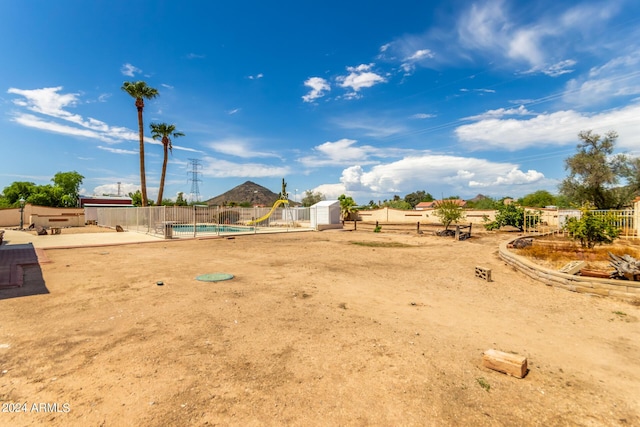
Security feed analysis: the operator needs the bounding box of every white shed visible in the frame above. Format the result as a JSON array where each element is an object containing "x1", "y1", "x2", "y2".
[{"x1": 310, "y1": 200, "x2": 342, "y2": 230}]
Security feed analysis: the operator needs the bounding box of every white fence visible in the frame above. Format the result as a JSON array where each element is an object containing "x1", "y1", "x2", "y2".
[
  {"x1": 97, "y1": 205, "x2": 311, "y2": 238},
  {"x1": 524, "y1": 208, "x2": 636, "y2": 238}
]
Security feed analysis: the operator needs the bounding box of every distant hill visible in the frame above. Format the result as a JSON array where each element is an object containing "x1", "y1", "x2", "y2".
[
  {"x1": 467, "y1": 194, "x2": 488, "y2": 203},
  {"x1": 205, "y1": 181, "x2": 281, "y2": 207}
]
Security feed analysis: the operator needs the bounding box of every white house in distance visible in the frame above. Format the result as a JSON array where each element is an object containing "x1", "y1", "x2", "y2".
[{"x1": 310, "y1": 200, "x2": 342, "y2": 231}]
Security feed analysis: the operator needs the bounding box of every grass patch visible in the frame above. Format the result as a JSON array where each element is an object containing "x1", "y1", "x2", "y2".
[
  {"x1": 476, "y1": 377, "x2": 491, "y2": 392},
  {"x1": 350, "y1": 241, "x2": 414, "y2": 248}
]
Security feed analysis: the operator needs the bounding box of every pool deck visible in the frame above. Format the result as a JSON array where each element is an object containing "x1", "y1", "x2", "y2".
[
  {"x1": 0, "y1": 227, "x2": 313, "y2": 289},
  {"x1": 1, "y1": 226, "x2": 315, "y2": 249},
  {"x1": 0, "y1": 229, "x2": 164, "y2": 249}
]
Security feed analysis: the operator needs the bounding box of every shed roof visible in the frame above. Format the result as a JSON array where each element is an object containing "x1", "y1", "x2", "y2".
[{"x1": 312, "y1": 200, "x2": 340, "y2": 207}]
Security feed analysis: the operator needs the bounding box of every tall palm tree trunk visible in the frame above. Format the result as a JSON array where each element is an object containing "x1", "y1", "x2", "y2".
[
  {"x1": 157, "y1": 139, "x2": 169, "y2": 205},
  {"x1": 136, "y1": 100, "x2": 148, "y2": 207}
]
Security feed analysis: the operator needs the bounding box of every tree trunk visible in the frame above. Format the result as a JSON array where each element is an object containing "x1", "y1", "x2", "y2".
[
  {"x1": 136, "y1": 100, "x2": 148, "y2": 207},
  {"x1": 157, "y1": 142, "x2": 168, "y2": 205}
]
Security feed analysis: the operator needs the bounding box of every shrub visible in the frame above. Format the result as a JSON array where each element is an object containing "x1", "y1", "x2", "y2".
[
  {"x1": 484, "y1": 203, "x2": 529, "y2": 231},
  {"x1": 564, "y1": 207, "x2": 621, "y2": 249},
  {"x1": 433, "y1": 200, "x2": 465, "y2": 230}
]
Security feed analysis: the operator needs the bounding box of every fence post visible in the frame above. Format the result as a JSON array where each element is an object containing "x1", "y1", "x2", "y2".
[{"x1": 193, "y1": 205, "x2": 197, "y2": 238}]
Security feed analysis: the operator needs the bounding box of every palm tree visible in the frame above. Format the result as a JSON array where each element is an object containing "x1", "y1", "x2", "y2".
[
  {"x1": 121, "y1": 81, "x2": 159, "y2": 207},
  {"x1": 150, "y1": 122, "x2": 184, "y2": 205}
]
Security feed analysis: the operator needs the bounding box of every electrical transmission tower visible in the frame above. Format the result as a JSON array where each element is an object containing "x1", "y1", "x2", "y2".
[{"x1": 187, "y1": 158, "x2": 202, "y2": 203}]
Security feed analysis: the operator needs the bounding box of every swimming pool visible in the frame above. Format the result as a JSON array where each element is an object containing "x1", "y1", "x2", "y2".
[{"x1": 171, "y1": 224, "x2": 255, "y2": 234}]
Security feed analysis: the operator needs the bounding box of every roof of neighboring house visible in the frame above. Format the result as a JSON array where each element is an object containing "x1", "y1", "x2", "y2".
[{"x1": 79, "y1": 195, "x2": 133, "y2": 207}]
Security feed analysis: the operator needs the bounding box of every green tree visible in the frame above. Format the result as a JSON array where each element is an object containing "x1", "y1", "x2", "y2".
[
  {"x1": 518, "y1": 190, "x2": 557, "y2": 208},
  {"x1": 301, "y1": 190, "x2": 325, "y2": 207},
  {"x1": 2, "y1": 181, "x2": 37, "y2": 206},
  {"x1": 559, "y1": 130, "x2": 629, "y2": 209},
  {"x1": 338, "y1": 194, "x2": 358, "y2": 220},
  {"x1": 564, "y1": 205, "x2": 621, "y2": 249},
  {"x1": 433, "y1": 199, "x2": 465, "y2": 230},
  {"x1": 122, "y1": 81, "x2": 159, "y2": 207},
  {"x1": 150, "y1": 123, "x2": 184, "y2": 205},
  {"x1": 484, "y1": 203, "x2": 527, "y2": 231},
  {"x1": 29, "y1": 185, "x2": 58, "y2": 207},
  {"x1": 404, "y1": 190, "x2": 434, "y2": 208},
  {"x1": 128, "y1": 190, "x2": 143, "y2": 207},
  {"x1": 52, "y1": 171, "x2": 84, "y2": 207},
  {"x1": 175, "y1": 192, "x2": 188, "y2": 206},
  {"x1": 381, "y1": 199, "x2": 412, "y2": 210},
  {"x1": 465, "y1": 196, "x2": 497, "y2": 210}
]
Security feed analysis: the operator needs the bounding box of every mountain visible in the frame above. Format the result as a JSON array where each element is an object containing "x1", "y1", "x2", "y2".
[
  {"x1": 205, "y1": 181, "x2": 280, "y2": 207},
  {"x1": 467, "y1": 194, "x2": 488, "y2": 203}
]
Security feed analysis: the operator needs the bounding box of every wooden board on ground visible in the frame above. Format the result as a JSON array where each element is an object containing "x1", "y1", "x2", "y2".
[{"x1": 482, "y1": 349, "x2": 528, "y2": 378}]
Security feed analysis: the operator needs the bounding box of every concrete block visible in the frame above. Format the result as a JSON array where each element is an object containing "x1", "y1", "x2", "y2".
[{"x1": 475, "y1": 266, "x2": 492, "y2": 282}]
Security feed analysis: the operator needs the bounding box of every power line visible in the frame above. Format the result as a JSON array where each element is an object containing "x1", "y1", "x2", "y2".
[{"x1": 188, "y1": 158, "x2": 202, "y2": 203}]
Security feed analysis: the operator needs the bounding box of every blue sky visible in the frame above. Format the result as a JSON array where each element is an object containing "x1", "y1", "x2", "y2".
[{"x1": 2, "y1": 0, "x2": 640, "y2": 205}]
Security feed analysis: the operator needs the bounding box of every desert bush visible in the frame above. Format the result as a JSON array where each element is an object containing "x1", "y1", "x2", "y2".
[
  {"x1": 484, "y1": 203, "x2": 530, "y2": 231},
  {"x1": 433, "y1": 200, "x2": 465, "y2": 230},
  {"x1": 564, "y1": 207, "x2": 621, "y2": 248}
]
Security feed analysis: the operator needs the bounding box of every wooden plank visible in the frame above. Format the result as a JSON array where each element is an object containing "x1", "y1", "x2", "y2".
[{"x1": 482, "y1": 349, "x2": 528, "y2": 378}]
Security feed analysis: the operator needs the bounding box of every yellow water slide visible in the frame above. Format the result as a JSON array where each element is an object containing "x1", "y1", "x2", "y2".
[{"x1": 247, "y1": 199, "x2": 290, "y2": 225}]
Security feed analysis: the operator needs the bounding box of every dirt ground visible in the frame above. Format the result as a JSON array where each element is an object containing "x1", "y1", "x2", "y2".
[{"x1": 1, "y1": 227, "x2": 640, "y2": 426}]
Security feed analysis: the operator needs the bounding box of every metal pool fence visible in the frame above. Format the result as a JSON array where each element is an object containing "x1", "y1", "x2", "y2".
[
  {"x1": 523, "y1": 208, "x2": 636, "y2": 238},
  {"x1": 97, "y1": 205, "x2": 312, "y2": 238}
]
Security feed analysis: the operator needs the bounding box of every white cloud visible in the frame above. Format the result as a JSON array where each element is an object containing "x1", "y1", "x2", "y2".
[
  {"x1": 121, "y1": 63, "x2": 141, "y2": 77},
  {"x1": 228, "y1": 108, "x2": 241, "y2": 115},
  {"x1": 12, "y1": 113, "x2": 109, "y2": 141},
  {"x1": 401, "y1": 49, "x2": 435, "y2": 75},
  {"x1": 93, "y1": 182, "x2": 140, "y2": 197},
  {"x1": 457, "y1": 0, "x2": 509, "y2": 53},
  {"x1": 336, "y1": 64, "x2": 386, "y2": 93},
  {"x1": 200, "y1": 157, "x2": 290, "y2": 178},
  {"x1": 456, "y1": 103, "x2": 640, "y2": 151},
  {"x1": 208, "y1": 138, "x2": 280, "y2": 159},
  {"x1": 315, "y1": 153, "x2": 548, "y2": 201},
  {"x1": 406, "y1": 49, "x2": 434, "y2": 61},
  {"x1": 299, "y1": 139, "x2": 415, "y2": 168},
  {"x1": 302, "y1": 77, "x2": 330, "y2": 102},
  {"x1": 465, "y1": 105, "x2": 534, "y2": 120},
  {"x1": 299, "y1": 139, "x2": 380, "y2": 167},
  {"x1": 8, "y1": 87, "x2": 138, "y2": 141},
  {"x1": 248, "y1": 73, "x2": 264, "y2": 80},
  {"x1": 540, "y1": 59, "x2": 576, "y2": 77},
  {"x1": 332, "y1": 116, "x2": 406, "y2": 138},
  {"x1": 411, "y1": 113, "x2": 436, "y2": 119},
  {"x1": 563, "y1": 53, "x2": 640, "y2": 106},
  {"x1": 97, "y1": 146, "x2": 137, "y2": 155},
  {"x1": 7, "y1": 86, "x2": 203, "y2": 154},
  {"x1": 475, "y1": 168, "x2": 545, "y2": 187}
]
